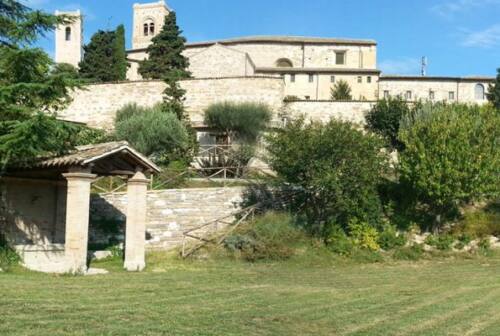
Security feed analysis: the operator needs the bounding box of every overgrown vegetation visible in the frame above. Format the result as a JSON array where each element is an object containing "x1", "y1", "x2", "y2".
[
  {"x1": 0, "y1": 234, "x2": 19, "y2": 271},
  {"x1": 487, "y1": 68, "x2": 500, "y2": 109},
  {"x1": 398, "y1": 103, "x2": 500, "y2": 231},
  {"x1": 365, "y1": 97, "x2": 417, "y2": 150},
  {"x1": 265, "y1": 118, "x2": 388, "y2": 238},
  {"x1": 330, "y1": 79, "x2": 352, "y2": 101}
]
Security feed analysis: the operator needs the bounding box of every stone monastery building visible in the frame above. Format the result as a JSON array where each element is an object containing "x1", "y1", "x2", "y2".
[{"x1": 55, "y1": 1, "x2": 493, "y2": 130}]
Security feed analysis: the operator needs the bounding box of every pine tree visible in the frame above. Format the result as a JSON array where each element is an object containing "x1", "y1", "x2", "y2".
[
  {"x1": 78, "y1": 25, "x2": 128, "y2": 82},
  {"x1": 486, "y1": 68, "x2": 500, "y2": 109},
  {"x1": 0, "y1": 1, "x2": 87, "y2": 170},
  {"x1": 330, "y1": 80, "x2": 353, "y2": 101}
]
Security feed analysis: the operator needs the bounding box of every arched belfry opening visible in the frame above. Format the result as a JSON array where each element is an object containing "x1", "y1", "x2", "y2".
[{"x1": 65, "y1": 27, "x2": 71, "y2": 41}]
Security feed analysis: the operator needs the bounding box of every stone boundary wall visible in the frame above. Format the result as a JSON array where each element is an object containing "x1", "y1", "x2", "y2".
[
  {"x1": 58, "y1": 77, "x2": 285, "y2": 130},
  {"x1": 90, "y1": 187, "x2": 245, "y2": 251},
  {"x1": 284, "y1": 100, "x2": 374, "y2": 125}
]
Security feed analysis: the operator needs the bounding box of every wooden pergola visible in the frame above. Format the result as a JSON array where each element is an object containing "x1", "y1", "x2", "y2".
[{"x1": 0, "y1": 141, "x2": 160, "y2": 273}]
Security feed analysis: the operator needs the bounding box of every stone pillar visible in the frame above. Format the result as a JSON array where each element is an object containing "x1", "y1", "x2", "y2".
[
  {"x1": 124, "y1": 170, "x2": 149, "y2": 272},
  {"x1": 63, "y1": 172, "x2": 96, "y2": 273}
]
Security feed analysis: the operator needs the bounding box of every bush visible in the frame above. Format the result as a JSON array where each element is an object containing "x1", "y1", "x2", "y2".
[
  {"x1": 114, "y1": 103, "x2": 191, "y2": 164},
  {"x1": 325, "y1": 226, "x2": 354, "y2": 256},
  {"x1": 0, "y1": 235, "x2": 20, "y2": 271},
  {"x1": 204, "y1": 102, "x2": 272, "y2": 144},
  {"x1": 393, "y1": 244, "x2": 424, "y2": 261},
  {"x1": 378, "y1": 223, "x2": 407, "y2": 250},
  {"x1": 425, "y1": 234, "x2": 455, "y2": 251},
  {"x1": 365, "y1": 97, "x2": 415, "y2": 150},
  {"x1": 330, "y1": 80, "x2": 352, "y2": 101},
  {"x1": 266, "y1": 118, "x2": 388, "y2": 238},
  {"x1": 223, "y1": 212, "x2": 305, "y2": 261},
  {"x1": 348, "y1": 219, "x2": 380, "y2": 251},
  {"x1": 399, "y1": 103, "x2": 500, "y2": 230},
  {"x1": 453, "y1": 203, "x2": 500, "y2": 238}
]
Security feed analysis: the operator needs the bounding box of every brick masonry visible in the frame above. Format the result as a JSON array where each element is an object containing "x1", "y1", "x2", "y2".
[{"x1": 90, "y1": 187, "x2": 244, "y2": 251}]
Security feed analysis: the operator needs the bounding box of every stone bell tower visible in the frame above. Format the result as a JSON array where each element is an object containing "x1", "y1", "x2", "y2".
[
  {"x1": 132, "y1": 1, "x2": 171, "y2": 50},
  {"x1": 55, "y1": 10, "x2": 83, "y2": 68}
]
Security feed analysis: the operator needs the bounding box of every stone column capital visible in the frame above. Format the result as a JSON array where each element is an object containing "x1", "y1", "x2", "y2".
[
  {"x1": 62, "y1": 172, "x2": 97, "y2": 181},
  {"x1": 128, "y1": 171, "x2": 149, "y2": 185}
]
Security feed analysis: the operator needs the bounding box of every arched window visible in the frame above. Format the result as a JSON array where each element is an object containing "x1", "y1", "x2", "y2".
[
  {"x1": 65, "y1": 27, "x2": 71, "y2": 41},
  {"x1": 143, "y1": 23, "x2": 149, "y2": 36},
  {"x1": 143, "y1": 19, "x2": 155, "y2": 37},
  {"x1": 149, "y1": 23, "x2": 155, "y2": 35},
  {"x1": 276, "y1": 58, "x2": 293, "y2": 68},
  {"x1": 475, "y1": 83, "x2": 485, "y2": 100}
]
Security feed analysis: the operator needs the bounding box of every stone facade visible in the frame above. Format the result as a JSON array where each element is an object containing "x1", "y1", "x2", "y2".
[
  {"x1": 58, "y1": 77, "x2": 285, "y2": 129},
  {"x1": 283, "y1": 101, "x2": 374, "y2": 125},
  {"x1": 379, "y1": 76, "x2": 493, "y2": 104},
  {"x1": 91, "y1": 187, "x2": 244, "y2": 251},
  {"x1": 55, "y1": 10, "x2": 83, "y2": 68},
  {"x1": 132, "y1": 1, "x2": 170, "y2": 50}
]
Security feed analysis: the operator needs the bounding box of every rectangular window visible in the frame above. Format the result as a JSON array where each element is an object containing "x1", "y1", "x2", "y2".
[
  {"x1": 449, "y1": 91, "x2": 455, "y2": 100},
  {"x1": 405, "y1": 91, "x2": 412, "y2": 100},
  {"x1": 335, "y1": 51, "x2": 346, "y2": 65},
  {"x1": 305, "y1": 95, "x2": 311, "y2": 100},
  {"x1": 384, "y1": 90, "x2": 390, "y2": 99},
  {"x1": 308, "y1": 74, "x2": 314, "y2": 83},
  {"x1": 367, "y1": 76, "x2": 372, "y2": 83},
  {"x1": 429, "y1": 90, "x2": 435, "y2": 100},
  {"x1": 357, "y1": 76, "x2": 362, "y2": 83},
  {"x1": 330, "y1": 75, "x2": 336, "y2": 83},
  {"x1": 290, "y1": 74, "x2": 295, "y2": 83}
]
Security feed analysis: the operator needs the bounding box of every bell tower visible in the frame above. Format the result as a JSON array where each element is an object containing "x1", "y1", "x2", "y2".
[
  {"x1": 132, "y1": 1, "x2": 171, "y2": 50},
  {"x1": 54, "y1": 10, "x2": 83, "y2": 68}
]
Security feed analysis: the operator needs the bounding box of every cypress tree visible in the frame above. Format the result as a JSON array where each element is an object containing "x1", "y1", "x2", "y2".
[
  {"x1": 79, "y1": 25, "x2": 128, "y2": 82},
  {"x1": 486, "y1": 68, "x2": 500, "y2": 110},
  {"x1": 112, "y1": 24, "x2": 128, "y2": 81}
]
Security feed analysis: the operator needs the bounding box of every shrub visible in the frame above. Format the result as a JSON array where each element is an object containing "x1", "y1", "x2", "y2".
[
  {"x1": 114, "y1": 103, "x2": 190, "y2": 164},
  {"x1": 378, "y1": 223, "x2": 407, "y2": 250},
  {"x1": 399, "y1": 103, "x2": 500, "y2": 230},
  {"x1": 223, "y1": 212, "x2": 305, "y2": 261},
  {"x1": 325, "y1": 226, "x2": 354, "y2": 256},
  {"x1": 453, "y1": 203, "x2": 500, "y2": 238},
  {"x1": 0, "y1": 234, "x2": 20, "y2": 271},
  {"x1": 393, "y1": 244, "x2": 424, "y2": 261},
  {"x1": 425, "y1": 234, "x2": 455, "y2": 251},
  {"x1": 330, "y1": 80, "x2": 352, "y2": 101},
  {"x1": 348, "y1": 219, "x2": 380, "y2": 251},
  {"x1": 204, "y1": 102, "x2": 272, "y2": 144},
  {"x1": 266, "y1": 118, "x2": 388, "y2": 238},
  {"x1": 365, "y1": 97, "x2": 415, "y2": 150}
]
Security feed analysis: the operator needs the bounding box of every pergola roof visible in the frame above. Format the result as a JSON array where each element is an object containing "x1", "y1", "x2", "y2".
[{"x1": 5, "y1": 141, "x2": 160, "y2": 180}]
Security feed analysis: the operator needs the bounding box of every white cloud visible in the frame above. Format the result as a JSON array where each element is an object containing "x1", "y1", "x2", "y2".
[
  {"x1": 461, "y1": 23, "x2": 500, "y2": 47},
  {"x1": 431, "y1": 0, "x2": 500, "y2": 18},
  {"x1": 379, "y1": 58, "x2": 421, "y2": 75}
]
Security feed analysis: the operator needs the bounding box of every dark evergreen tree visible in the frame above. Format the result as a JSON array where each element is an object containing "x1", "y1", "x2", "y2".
[
  {"x1": 330, "y1": 80, "x2": 352, "y2": 101},
  {"x1": 112, "y1": 24, "x2": 128, "y2": 81},
  {"x1": 487, "y1": 68, "x2": 500, "y2": 109},
  {"x1": 0, "y1": 1, "x2": 92, "y2": 170},
  {"x1": 78, "y1": 25, "x2": 128, "y2": 82}
]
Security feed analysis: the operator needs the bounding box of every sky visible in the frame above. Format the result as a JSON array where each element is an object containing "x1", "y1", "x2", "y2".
[{"x1": 24, "y1": 0, "x2": 500, "y2": 77}]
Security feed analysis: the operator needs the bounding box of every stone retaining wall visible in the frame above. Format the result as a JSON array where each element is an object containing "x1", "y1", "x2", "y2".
[
  {"x1": 283, "y1": 100, "x2": 374, "y2": 125},
  {"x1": 90, "y1": 187, "x2": 244, "y2": 251}
]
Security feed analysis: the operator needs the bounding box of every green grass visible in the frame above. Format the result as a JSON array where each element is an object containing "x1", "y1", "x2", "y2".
[{"x1": 1, "y1": 252, "x2": 500, "y2": 336}]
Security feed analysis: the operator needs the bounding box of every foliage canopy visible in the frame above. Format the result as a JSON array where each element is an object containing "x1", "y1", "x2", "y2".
[{"x1": 330, "y1": 80, "x2": 352, "y2": 101}]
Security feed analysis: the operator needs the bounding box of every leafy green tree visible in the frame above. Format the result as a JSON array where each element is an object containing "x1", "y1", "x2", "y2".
[
  {"x1": 330, "y1": 80, "x2": 352, "y2": 101},
  {"x1": 114, "y1": 104, "x2": 190, "y2": 165},
  {"x1": 78, "y1": 25, "x2": 128, "y2": 82},
  {"x1": 487, "y1": 68, "x2": 500, "y2": 109},
  {"x1": 365, "y1": 97, "x2": 415, "y2": 150},
  {"x1": 266, "y1": 118, "x2": 388, "y2": 238},
  {"x1": 204, "y1": 102, "x2": 272, "y2": 144},
  {"x1": 51, "y1": 62, "x2": 80, "y2": 80},
  {"x1": 398, "y1": 103, "x2": 500, "y2": 231},
  {"x1": 139, "y1": 12, "x2": 191, "y2": 121},
  {"x1": 0, "y1": 1, "x2": 92, "y2": 170}
]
